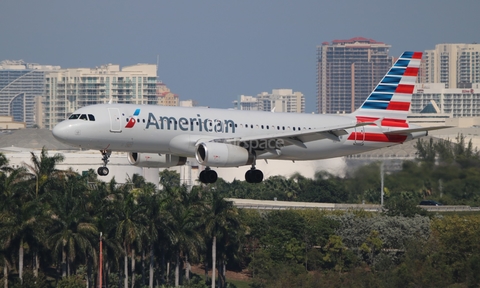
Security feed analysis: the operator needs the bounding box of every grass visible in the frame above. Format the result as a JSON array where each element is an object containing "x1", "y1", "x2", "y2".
[{"x1": 226, "y1": 278, "x2": 251, "y2": 288}]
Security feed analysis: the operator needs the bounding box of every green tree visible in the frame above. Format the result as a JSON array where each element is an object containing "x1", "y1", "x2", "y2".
[
  {"x1": 24, "y1": 147, "x2": 65, "y2": 198},
  {"x1": 360, "y1": 230, "x2": 383, "y2": 267},
  {"x1": 47, "y1": 173, "x2": 98, "y2": 281},
  {"x1": 203, "y1": 187, "x2": 242, "y2": 288},
  {"x1": 159, "y1": 169, "x2": 181, "y2": 189},
  {"x1": 162, "y1": 185, "x2": 204, "y2": 287},
  {"x1": 323, "y1": 235, "x2": 348, "y2": 273}
]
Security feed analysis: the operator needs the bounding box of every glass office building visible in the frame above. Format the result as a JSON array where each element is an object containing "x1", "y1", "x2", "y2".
[{"x1": 0, "y1": 60, "x2": 55, "y2": 127}]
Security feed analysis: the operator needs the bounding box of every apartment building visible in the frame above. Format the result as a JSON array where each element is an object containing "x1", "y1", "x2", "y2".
[
  {"x1": 317, "y1": 37, "x2": 392, "y2": 114},
  {"x1": 234, "y1": 89, "x2": 305, "y2": 113},
  {"x1": 43, "y1": 63, "x2": 157, "y2": 129},
  {"x1": 156, "y1": 82, "x2": 179, "y2": 106},
  {"x1": 233, "y1": 95, "x2": 260, "y2": 111},
  {"x1": 421, "y1": 43, "x2": 480, "y2": 89}
]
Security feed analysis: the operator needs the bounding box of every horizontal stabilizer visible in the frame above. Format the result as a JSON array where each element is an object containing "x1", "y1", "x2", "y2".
[{"x1": 385, "y1": 126, "x2": 453, "y2": 135}]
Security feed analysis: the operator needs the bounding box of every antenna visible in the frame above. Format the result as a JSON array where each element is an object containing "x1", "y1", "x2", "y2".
[{"x1": 156, "y1": 55, "x2": 160, "y2": 81}]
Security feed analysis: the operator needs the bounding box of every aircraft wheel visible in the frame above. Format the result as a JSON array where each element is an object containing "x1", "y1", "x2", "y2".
[
  {"x1": 97, "y1": 166, "x2": 109, "y2": 176},
  {"x1": 206, "y1": 170, "x2": 218, "y2": 183},
  {"x1": 199, "y1": 170, "x2": 218, "y2": 184},
  {"x1": 245, "y1": 169, "x2": 263, "y2": 183}
]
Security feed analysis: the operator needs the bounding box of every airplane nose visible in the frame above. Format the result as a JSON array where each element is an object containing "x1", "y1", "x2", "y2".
[{"x1": 52, "y1": 121, "x2": 71, "y2": 143}]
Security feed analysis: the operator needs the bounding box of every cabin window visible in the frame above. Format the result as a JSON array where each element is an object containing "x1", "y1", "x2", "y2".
[
  {"x1": 79, "y1": 114, "x2": 88, "y2": 121},
  {"x1": 69, "y1": 114, "x2": 80, "y2": 120},
  {"x1": 88, "y1": 114, "x2": 95, "y2": 121}
]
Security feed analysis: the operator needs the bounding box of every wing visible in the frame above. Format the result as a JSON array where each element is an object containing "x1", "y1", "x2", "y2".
[{"x1": 206, "y1": 121, "x2": 375, "y2": 149}]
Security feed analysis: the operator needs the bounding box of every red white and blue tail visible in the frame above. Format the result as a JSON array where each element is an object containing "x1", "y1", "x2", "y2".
[{"x1": 352, "y1": 51, "x2": 422, "y2": 128}]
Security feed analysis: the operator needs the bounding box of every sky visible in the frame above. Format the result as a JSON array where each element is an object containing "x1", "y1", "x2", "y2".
[{"x1": 1, "y1": 0, "x2": 479, "y2": 113}]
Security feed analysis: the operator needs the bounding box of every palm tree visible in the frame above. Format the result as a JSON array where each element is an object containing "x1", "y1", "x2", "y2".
[
  {"x1": 47, "y1": 173, "x2": 98, "y2": 281},
  {"x1": 114, "y1": 182, "x2": 148, "y2": 288},
  {"x1": 202, "y1": 187, "x2": 242, "y2": 288},
  {"x1": 23, "y1": 147, "x2": 65, "y2": 198},
  {"x1": 136, "y1": 182, "x2": 176, "y2": 288},
  {"x1": 162, "y1": 185, "x2": 204, "y2": 287},
  {"x1": 0, "y1": 152, "x2": 9, "y2": 171},
  {"x1": 0, "y1": 163, "x2": 49, "y2": 285},
  {"x1": 0, "y1": 190, "x2": 46, "y2": 284},
  {"x1": 91, "y1": 178, "x2": 125, "y2": 288}
]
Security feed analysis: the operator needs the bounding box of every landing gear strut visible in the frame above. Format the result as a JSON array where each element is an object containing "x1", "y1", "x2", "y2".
[
  {"x1": 97, "y1": 150, "x2": 111, "y2": 176},
  {"x1": 199, "y1": 167, "x2": 218, "y2": 184}
]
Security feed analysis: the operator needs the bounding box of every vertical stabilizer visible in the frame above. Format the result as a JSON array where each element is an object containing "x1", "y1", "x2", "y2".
[{"x1": 352, "y1": 51, "x2": 422, "y2": 128}]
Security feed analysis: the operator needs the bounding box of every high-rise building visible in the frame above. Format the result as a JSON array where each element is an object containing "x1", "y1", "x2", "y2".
[
  {"x1": 421, "y1": 43, "x2": 480, "y2": 89},
  {"x1": 233, "y1": 95, "x2": 260, "y2": 111},
  {"x1": 257, "y1": 89, "x2": 305, "y2": 113},
  {"x1": 43, "y1": 63, "x2": 157, "y2": 129},
  {"x1": 317, "y1": 37, "x2": 392, "y2": 114},
  {"x1": 156, "y1": 82, "x2": 179, "y2": 106},
  {"x1": 0, "y1": 60, "x2": 60, "y2": 127},
  {"x1": 234, "y1": 90, "x2": 305, "y2": 113}
]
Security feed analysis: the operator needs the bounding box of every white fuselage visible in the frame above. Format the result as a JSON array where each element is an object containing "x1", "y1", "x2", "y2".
[{"x1": 52, "y1": 104, "x2": 406, "y2": 163}]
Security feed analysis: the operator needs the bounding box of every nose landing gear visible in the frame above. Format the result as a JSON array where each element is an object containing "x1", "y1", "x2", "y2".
[{"x1": 97, "y1": 150, "x2": 111, "y2": 176}]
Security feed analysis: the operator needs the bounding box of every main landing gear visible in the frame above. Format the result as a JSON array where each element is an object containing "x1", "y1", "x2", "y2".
[
  {"x1": 199, "y1": 165, "x2": 264, "y2": 184},
  {"x1": 245, "y1": 166, "x2": 263, "y2": 183},
  {"x1": 97, "y1": 150, "x2": 111, "y2": 176},
  {"x1": 199, "y1": 167, "x2": 218, "y2": 184}
]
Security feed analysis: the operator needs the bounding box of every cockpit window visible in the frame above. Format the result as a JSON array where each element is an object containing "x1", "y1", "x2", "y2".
[{"x1": 68, "y1": 113, "x2": 95, "y2": 121}]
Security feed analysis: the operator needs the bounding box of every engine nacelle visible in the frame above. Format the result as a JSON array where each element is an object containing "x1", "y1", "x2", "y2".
[
  {"x1": 195, "y1": 142, "x2": 254, "y2": 167},
  {"x1": 127, "y1": 153, "x2": 186, "y2": 168}
]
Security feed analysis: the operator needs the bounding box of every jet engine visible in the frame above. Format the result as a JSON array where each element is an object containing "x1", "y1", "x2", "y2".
[
  {"x1": 127, "y1": 152, "x2": 186, "y2": 168},
  {"x1": 195, "y1": 142, "x2": 254, "y2": 167}
]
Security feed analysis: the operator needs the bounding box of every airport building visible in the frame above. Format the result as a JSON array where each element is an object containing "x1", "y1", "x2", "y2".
[
  {"x1": 316, "y1": 37, "x2": 393, "y2": 114},
  {"x1": 0, "y1": 115, "x2": 26, "y2": 129},
  {"x1": 43, "y1": 63, "x2": 158, "y2": 129},
  {"x1": 233, "y1": 89, "x2": 305, "y2": 113},
  {"x1": 0, "y1": 60, "x2": 60, "y2": 127}
]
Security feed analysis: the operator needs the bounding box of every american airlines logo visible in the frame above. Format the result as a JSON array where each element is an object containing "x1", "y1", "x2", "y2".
[
  {"x1": 145, "y1": 113, "x2": 236, "y2": 134},
  {"x1": 125, "y1": 109, "x2": 141, "y2": 128}
]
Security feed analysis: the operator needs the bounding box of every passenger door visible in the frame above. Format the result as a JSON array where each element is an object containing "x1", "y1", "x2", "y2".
[{"x1": 108, "y1": 108, "x2": 122, "y2": 133}]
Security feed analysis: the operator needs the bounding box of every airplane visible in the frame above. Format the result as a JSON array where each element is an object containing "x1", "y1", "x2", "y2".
[{"x1": 52, "y1": 51, "x2": 446, "y2": 184}]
